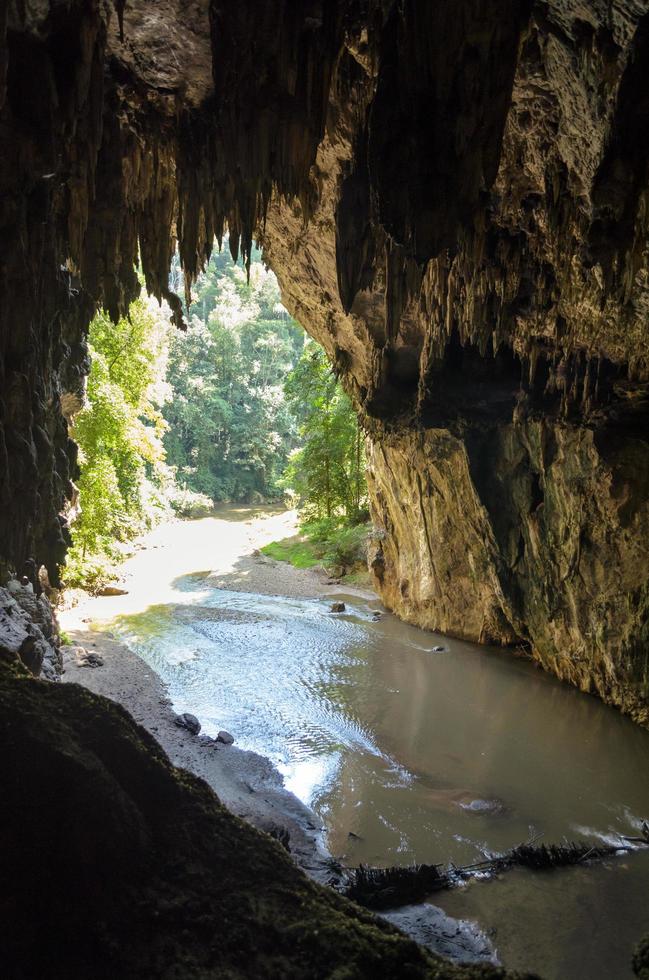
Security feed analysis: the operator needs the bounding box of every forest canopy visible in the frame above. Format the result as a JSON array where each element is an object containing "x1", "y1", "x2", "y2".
[
  {"x1": 164, "y1": 248, "x2": 304, "y2": 503},
  {"x1": 64, "y1": 244, "x2": 367, "y2": 589}
]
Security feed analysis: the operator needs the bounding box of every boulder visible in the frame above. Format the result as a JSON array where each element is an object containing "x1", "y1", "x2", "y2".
[
  {"x1": 97, "y1": 584, "x2": 129, "y2": 597},
  {"x1": 175, "y1": 712, "x2": 201, "y2": 735},
  {"x1": 216, "y1": 730, "x2": 234, "y2": 745},
  {"x1": 330, "y1": 602, "x2": 346, "y2": 613},
  {"x1": 67, "y1": 646, "x2": 104, "y2": 669}
]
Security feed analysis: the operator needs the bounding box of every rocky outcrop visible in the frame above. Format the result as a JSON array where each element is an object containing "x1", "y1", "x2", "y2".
[
  {"x1": 1, "y1": 1, "x2": 649, "y2": 972},
  {"x1": 0, "y1": 660, "x2": 516, "y2": 979},
  {"x1": 0, "y1": 584, "x2": 61, "y2": 679},
  {"x1": 365, "y1": 425, "x2": 649, "y2": 723}
]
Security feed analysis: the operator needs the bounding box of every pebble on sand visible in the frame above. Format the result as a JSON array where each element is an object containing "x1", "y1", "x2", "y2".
[{"x1": 70, "y1": 646, "x2": 104, "y2": 668}]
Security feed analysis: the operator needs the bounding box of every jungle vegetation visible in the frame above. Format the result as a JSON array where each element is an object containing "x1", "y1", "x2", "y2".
[{"x1": 64, "y1": 245, "x2": 368, "y2": 589}]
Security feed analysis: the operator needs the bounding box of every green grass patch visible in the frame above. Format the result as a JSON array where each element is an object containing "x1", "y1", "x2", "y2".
[
  {"x1": 343, "y1": 568, "x2": 373, "y2": 589},
  {"x1": 262, "y1": 520, "x2": 371, "y2": 575},
  {"x1": 261, "y1": 536, "x2": 320, "y2": 568}
]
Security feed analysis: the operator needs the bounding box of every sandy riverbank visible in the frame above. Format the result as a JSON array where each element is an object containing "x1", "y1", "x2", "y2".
[{"x1": 61, "y1": 630, "x2": 337, "y2": 881}]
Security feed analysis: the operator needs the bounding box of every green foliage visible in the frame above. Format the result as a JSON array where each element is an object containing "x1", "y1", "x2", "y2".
[
  {"x1": 261, "y1": 520, "x2": 370, "y2": 575},
  {"x1": 163, "y1": 246, "x2": 304, "y2": 502},
  {"x1": 163, "y1": 485, "x2": 214, "y2": 519},
  {"x1": 261, "y1": 327, "x2": 370, "y2": 578},
  {"x1": 64, "y1": 298, "x2": 172, "y2": 588},
  {"x1": 259, "y1": 537, "x2": 321, "y2": 568},
  {"x1": 282, "y1": 342, "x2": 367, "y2": 523},
  {"x1": 310, "y1": 520, "x2": 369, "y2": 569}
]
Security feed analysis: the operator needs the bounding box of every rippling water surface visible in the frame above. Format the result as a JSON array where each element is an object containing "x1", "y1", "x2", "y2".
[{"x1": 102, "y1": 515, "x2": 649, "y2": 980}]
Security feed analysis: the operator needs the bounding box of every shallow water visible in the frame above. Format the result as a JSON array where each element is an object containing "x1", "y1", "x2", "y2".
[{"x1": 99, "y1": 515, "x2": 649, "y2": 979}]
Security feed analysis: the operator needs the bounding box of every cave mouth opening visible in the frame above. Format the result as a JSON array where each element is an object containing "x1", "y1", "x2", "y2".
[{"x1": 60, "y1": 237, "x2": 370, "y2": 597}]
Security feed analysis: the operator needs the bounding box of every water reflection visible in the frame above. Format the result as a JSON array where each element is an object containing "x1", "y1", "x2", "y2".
[{"x1": 110, "y1": 580, "x2": 649, "y2": 980}]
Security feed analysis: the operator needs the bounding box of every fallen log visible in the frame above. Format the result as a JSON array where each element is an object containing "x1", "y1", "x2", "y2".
[{"x1": 343, "y1": 828, "x2": 649, "y2": 911}]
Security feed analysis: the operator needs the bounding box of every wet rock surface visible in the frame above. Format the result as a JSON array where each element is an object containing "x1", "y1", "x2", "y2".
[
  {"x1": 381, "y1": 905, "x2": 497, "y2": 967},
  {"x1": 175, "y1": 711, "x2": 201, "y2": 735}
]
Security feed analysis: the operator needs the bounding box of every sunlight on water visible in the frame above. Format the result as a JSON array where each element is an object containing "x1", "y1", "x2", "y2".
[
  {"x1": 67, "y1": 513, "x2": 649, "y2": 980},
  {"x1": 111, "y1": 583, "x2": 649, "y2": 978}
]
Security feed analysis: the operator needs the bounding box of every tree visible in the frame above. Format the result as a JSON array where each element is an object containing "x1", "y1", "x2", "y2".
[
  {"x1": 282, "y1": 341, "x2": 367, "y2": 523},
  {"x1": 64, "y1": 297, "x2": 172, "y2": 585},
  {"x1": 163, "y1": 245, "x2": 304, "y2": 502}
]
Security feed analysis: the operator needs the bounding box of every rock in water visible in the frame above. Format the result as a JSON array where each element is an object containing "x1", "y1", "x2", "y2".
[
  {"x1": 330, "y1": 602, "x2": 346, "y2": 613},
  {"x1": 175, "y1": 713, "x2": 201, "y2": 735},
  {"x1": 459, "y1": 798, "x2": 506, "y2": 816},
  {"x1": 381, "y1": 904, "x2": 497, "y2": 966},
  {"x1": 217, "y1": 730, "x2": 234, "y2": 745}
]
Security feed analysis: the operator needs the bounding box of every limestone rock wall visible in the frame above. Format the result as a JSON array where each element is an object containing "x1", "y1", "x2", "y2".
[
  {"x1": 0, "y1": 585, "x2": 61, "y2": 679},
  {"x1": 1, "y1": 1, "x2": 649, "y2": 972},
  {"x1": 366, "y1": 425, "x2": 649, "y2": 723},
  {"x1": 259, "y1": 1, "x2": 649, "y2": 723}
]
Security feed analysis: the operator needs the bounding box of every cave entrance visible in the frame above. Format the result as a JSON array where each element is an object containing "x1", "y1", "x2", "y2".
[{"x1": 62, "y1": 238, "x2": 369, "y2": 594}]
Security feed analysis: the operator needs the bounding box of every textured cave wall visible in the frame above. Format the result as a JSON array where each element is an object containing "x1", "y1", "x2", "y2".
[
  {"x1": 1, "y1": 0, "x2": 649, "y2": 971},
  {"x1": 1, "y1": 5, "x2": 648, "y2": 705},
  {"x1": 258, "y1": 1, "x2": 649, "y2": 723},
  {"x1": 364, "y1": 425, "x2": 649, "y2": 723},
  {"x1": 0, "y1": 1, "x2": 100, "y2": 586},
  {"x1": 0, "y1": 0, "x2": 222, "y2": 590},
  {"x1": 0, "y1": 0, "x2": 370, "y2": 586}
]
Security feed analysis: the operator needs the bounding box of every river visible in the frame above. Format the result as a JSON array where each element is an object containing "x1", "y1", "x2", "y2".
[{"x1": 64, "y1": 508, "x2": 649, "y2": 979}]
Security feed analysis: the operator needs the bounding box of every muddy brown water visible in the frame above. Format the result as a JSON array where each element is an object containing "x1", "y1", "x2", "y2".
[{"x1": 98, "y1": 517, "x2": 649, "y2": 979}]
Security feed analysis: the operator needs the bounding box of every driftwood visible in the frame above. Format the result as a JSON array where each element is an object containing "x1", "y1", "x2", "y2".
[{"x1": 343, "y1": 825, "x2": 649, "y2": 911}]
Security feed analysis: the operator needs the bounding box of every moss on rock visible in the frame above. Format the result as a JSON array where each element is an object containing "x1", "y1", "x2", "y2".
[{"x1": 634, "y1": 935, "x2": 649, "y2": 979}]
